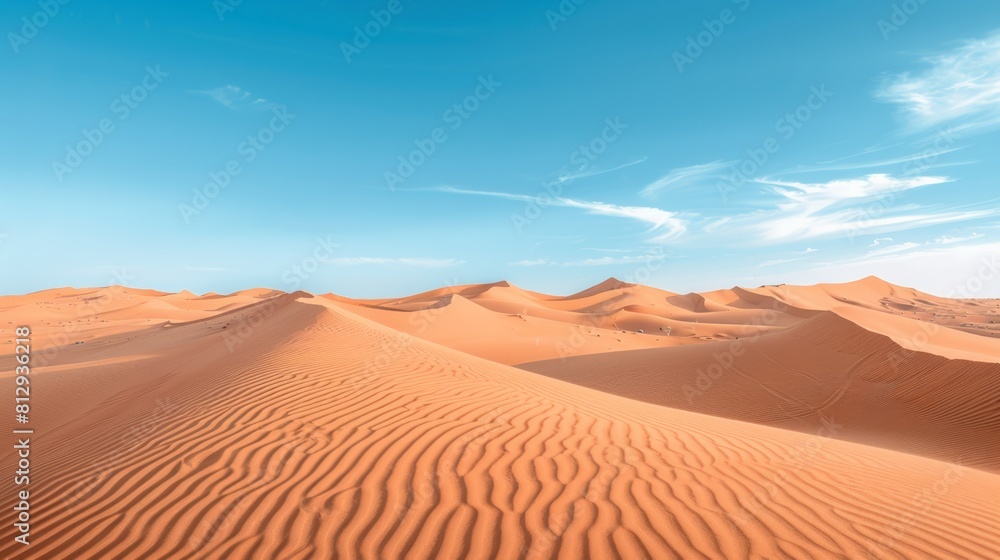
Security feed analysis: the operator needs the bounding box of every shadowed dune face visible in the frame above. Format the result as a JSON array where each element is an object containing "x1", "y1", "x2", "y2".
[
  {"x1": 0, "y1": 278, "x2": 998, "y2": 559},
  {"x1": 521, "y1": 311, "x2": 1000, "y2": 472}
]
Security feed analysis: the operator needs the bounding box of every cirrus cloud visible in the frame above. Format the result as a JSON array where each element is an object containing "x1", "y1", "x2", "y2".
[
  {"x1": 327, "y1": 257, "x2": 463, "y2": 268},
  {"x1": 433, "y1": 186, "x2": 687, "y2": 243},
  {"x1": 877, "y1": 30, "x2": 1000, "y2": 133}
]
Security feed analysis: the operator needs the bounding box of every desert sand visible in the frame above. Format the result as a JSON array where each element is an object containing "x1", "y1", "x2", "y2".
[{"x1": 1, "y1": 278, "x2": 998, "y2": 559}]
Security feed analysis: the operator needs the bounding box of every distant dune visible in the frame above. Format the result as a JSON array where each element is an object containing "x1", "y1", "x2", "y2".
[{"x1": 1, "y1": 278, "x2": 998, "y2": 559}]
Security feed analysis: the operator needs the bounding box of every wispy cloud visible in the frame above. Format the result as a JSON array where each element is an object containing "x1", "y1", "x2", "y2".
[
  {"x1": 817, "y1": 143, "x2": 899, "y2": 164},
  {"x1": 552, "y1": 157, "x2": 648, "y2": 184},
  {"x1": 755, "y1": 247, "x2": 818, "y2": 268},
  {"x1": 328, "y1": 257, "x2": 463, "y2": 268},
  {"x1": 935, "y1": 232, "x2": 984, "y2": 245},
  {"x1": 434, "y1": 186, "x2": 687, "y2": 243},
  {"x1": 703, "y1": 217, "x2": 732, "y2": 233},
  {"x1": 509, "y1": 258, "x2": 551, "y2": 267},
  {"x1": 196, "y1": 85, "x2": 273, "y2": 110},
  {"x1": 867, "y1": 241, "x2": 921, "y2": 258},
  {"x1": 584, "y1": 248, "x2": 632, "y2": 253},
  {"x1": 870, "y1": 237, "x2": 894, "y2": 247},
  {"x1": 640, "y1": 160, "x2": 734, "y2": 198},
  {"x1": 746, "y1": 173, "x2": 970, "y2": 241},
  {"x1": 758, "y1": 173, "x2": 949, "y2": 203},
  {"x1": 558, "y1": 199, "x2": 686, "y2": 242},
  {"x1": 755, "y1": 257, "x2": 803, "y2": 268},
  {"x1": 877, "y1": 30, "x2": 1000, "y2": 132},
  {"x1": 779, "y1": 148, "x2": 965, "y2": 175}
]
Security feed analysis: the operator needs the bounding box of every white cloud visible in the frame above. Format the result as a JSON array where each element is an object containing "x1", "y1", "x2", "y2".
[
  {"x1": 759, "y1": 173, "x2": 947, "y2": 203},
  {"x1": 703, "y1": 216, "x2": 732, "y2": 233},
  {"x1": 867, "y1": 241, "x2": 922, "y2": 258},
  {"x1": 756, "y1": 257, "x2": 803, "y2": 268},
  {"x1": 434, "y1": 186, "x2": 687, "y2": 243},
  {"x1": 640, "y1": 160, "x2": 735, "y2": 198},
  {"x1": 328, "y1": 257, "x2": 463, "y2": 268},
  {"x1": 584, "y1": 248, "x2": 632, "y2": 253},
  {"x1": 559, "y1": 199, "x2": 686, "y2": 242},
  {"x1": 871, "y1": 237, "x2": 894, "y2": 247},
  {"x1": 746, "y1": 173, "x2": 971, "y2": 242},
  {"x1": 197, "y1": 85, "x2": 273, "y2": 110},
  {"x1": 877, "y1": 31, "x2": 1000, "y2": 132},
  {"x1": 510, "y1": 258, "x2": 551, "y2": 267},
  {"x1": 936, "y1": 232, "x2": 985, "y2": 245}
]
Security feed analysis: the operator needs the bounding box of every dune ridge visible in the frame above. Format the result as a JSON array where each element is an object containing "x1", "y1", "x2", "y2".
[{"x1": 323, "y1": 276, "x2": 1000, "y2": 366}]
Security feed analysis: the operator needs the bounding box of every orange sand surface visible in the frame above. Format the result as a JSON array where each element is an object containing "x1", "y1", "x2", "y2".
[{"x1": 0, "y1": 278, "x2": 997, "y2": 559}]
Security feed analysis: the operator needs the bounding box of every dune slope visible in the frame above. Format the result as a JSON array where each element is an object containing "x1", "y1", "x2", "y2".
[{"x1": 521, "y1": 310, "x2": 1000, "y2": 472}]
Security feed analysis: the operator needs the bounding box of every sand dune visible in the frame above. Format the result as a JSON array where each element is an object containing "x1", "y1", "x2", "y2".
[
  {"x1": 0, "y1": 279, "x2": 997, "y2": 559},
  {"x1": 323, "y1": 276, "x2": 1000, "y2": 366},
  {"x1": 522, "y1": 310, "x2": 1000, "y2": 472}
]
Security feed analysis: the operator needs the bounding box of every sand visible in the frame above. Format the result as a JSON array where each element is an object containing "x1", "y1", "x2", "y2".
[{"x1": 0, "y1": 278, "x2": 997, "y2": 559}]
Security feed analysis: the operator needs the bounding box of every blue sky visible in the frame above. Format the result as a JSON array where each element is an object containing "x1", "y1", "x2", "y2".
[{"x1": 2, "y1": 0, "x2": 1000, "y2": 297}]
